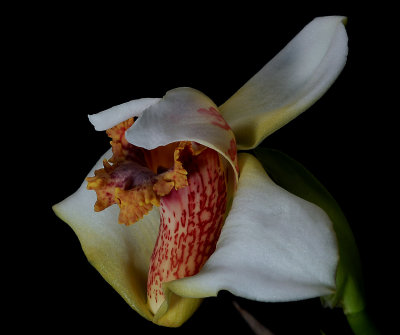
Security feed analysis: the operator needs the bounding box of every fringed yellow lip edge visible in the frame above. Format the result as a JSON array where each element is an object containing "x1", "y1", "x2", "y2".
[{"x1": 86, "y1": 117, "x2": 206, "y2": 225}]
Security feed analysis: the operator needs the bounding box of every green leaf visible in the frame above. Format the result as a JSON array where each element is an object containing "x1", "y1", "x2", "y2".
[{"x1": 254, "y1": 148, "x2": 378, "y2": 334}]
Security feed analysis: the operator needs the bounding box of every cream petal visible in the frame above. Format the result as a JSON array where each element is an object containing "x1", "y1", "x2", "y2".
[
  {"x1": 219, "y1": 16, "x2": 348, "y2": 150},
  {"x1": 166, "y1": 153, "x2": 338, "y2": 302},
  {"x1": 125, "y1": 87, "x2": 239, "y2": 182},
  {"x1": 88, "y1": 98, "x2": 161, "y2": 131},
  {"x1": 254, "y1": 148, "x2": 366, "y2": 315},
  {"x1": 52, "y1": 149, "x2": 159, "y2": 321}
]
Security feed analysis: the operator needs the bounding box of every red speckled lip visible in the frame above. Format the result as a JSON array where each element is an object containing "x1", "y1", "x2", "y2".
[{"x1": 147, "y1": 147, "x2": 227, "y2": 313}]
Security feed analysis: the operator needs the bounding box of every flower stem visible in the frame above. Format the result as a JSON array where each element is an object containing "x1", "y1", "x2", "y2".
[{"x1": 346, "y1": 310, "x2": 380, "y2": 335}]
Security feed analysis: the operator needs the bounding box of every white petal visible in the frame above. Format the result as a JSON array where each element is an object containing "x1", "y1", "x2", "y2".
[
  {"x1": 166, "y1": 153, "x2": 338, "y2": 302},
  {"x1": 126, "y1": 87, "x2": 239, "y2": 182},
  {"x1": 219, "y1": 16, "x2": 348, "y2": 150},
  {"x1": 52, "y1": 149, "x2": 159, "y2": 320},
  {"x1": 88, "y1": 98, "x2": 161, "y2": 131}
]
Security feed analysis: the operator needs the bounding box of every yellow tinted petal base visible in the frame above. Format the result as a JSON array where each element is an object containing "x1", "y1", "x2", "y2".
[
  {"x1": 153, "y1": 291, "x2": 202, "y2": 327},
  {"x1": 54, "y1": 190, "x2": 204, "y2": 326}
]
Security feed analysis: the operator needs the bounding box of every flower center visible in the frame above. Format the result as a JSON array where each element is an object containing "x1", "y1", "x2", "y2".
[
  {"x1": 86, "y1": 117, "x2": 230, "y2": 316},
  {"x1": 86, "y1": 118, "x2": 202, "y2": 225}
]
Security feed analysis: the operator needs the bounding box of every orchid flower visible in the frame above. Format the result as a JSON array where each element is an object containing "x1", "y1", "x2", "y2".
[{"x1": 53, "y1": 16, "x2": 349, "y2": 327}]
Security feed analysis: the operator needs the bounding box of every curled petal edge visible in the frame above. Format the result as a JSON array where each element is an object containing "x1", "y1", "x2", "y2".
[{"x1": 88, "y1": 98, "x2": 161, "y2": 131}]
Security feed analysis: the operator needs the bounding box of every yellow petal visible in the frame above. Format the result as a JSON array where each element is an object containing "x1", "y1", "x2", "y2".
[
  {"x1": 53, "y1": 149, "x2": 206, "y2": 326},
  {"x1": 53, "y1": 149, "x2": 157, "y2": 321}
]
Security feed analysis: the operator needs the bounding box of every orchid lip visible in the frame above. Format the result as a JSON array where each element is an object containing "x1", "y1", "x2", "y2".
[{"x1": 147, "y1": 147, "x2": 229, "y2": 314}]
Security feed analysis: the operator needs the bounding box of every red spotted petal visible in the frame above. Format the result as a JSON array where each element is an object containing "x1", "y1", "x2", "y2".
[{"x1": 147, "y1": 148, "x2": 228, "y2": 313}]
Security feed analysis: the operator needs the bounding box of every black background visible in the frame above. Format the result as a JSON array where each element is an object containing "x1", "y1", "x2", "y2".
[{"x1": 13, "y1": 3, "x2": 394, "y2": 334}]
